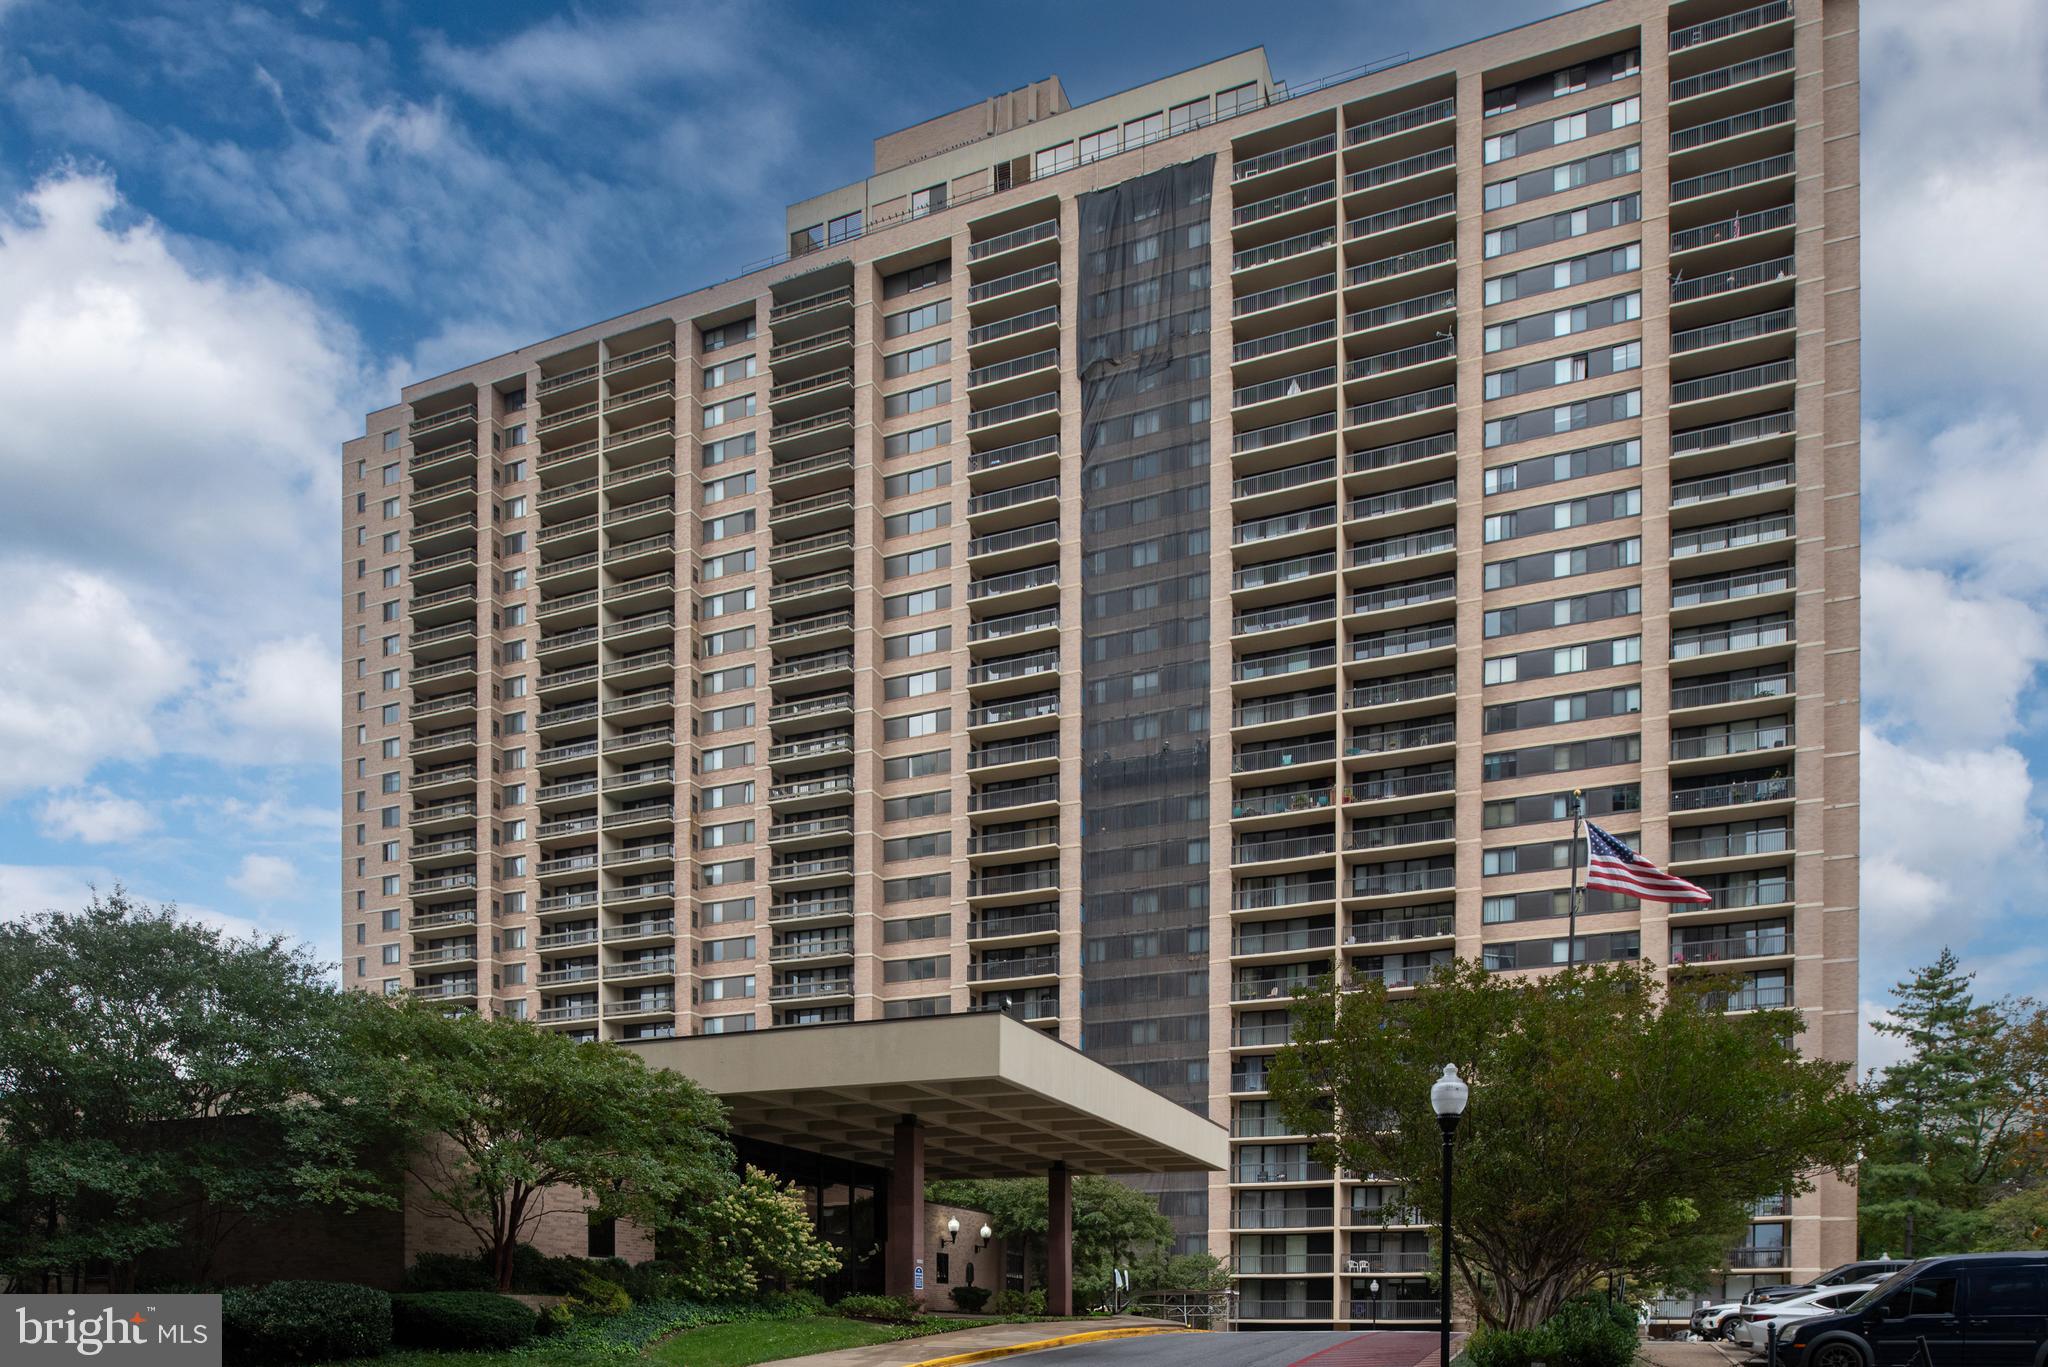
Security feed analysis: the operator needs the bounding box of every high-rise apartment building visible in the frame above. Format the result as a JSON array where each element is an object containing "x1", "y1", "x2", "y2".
[{"x1": 343, "y1": 0, "x2": 1858, "y2": 1327}]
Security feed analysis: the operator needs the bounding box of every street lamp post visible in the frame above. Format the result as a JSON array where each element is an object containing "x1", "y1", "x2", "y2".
[
  {"x1": 1369, "y1": 1278, "x2": 1380, "y2": 1334},
  {"x1": 1431, "y1": 1064, "x2": 1470, "y2": 1367}
]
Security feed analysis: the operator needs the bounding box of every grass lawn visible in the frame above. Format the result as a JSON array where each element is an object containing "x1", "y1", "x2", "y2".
[
  {"x1": 312, "y1": 1313, "x2": 1066, "y2": 1367},
  {"x1": 645, "y1": 1314, "x2": 948, "y2": 1365}
]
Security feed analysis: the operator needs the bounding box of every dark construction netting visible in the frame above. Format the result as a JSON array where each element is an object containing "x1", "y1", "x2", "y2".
[{"x1": 1076, "y1": 157, "x2": 1216, "y2": 1251}]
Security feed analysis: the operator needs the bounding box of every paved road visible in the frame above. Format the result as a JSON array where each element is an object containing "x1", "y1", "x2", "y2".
[{"x1": 1004, "y1": 1330, "x2": 1457, "y2": 1366}]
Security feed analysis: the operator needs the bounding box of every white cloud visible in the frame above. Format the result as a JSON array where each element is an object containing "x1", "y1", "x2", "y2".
[
  {"x1": 1861, "y1": 561, "x2": 2048, "y2": 748},
  {"x1": 0, "y1": 562, "x2": 188, "y2": 799},
  {"x1": 1858, "y1": 730, "x2": 2045, "y2": 954},
  {"x1": 0, "y1": 862, "x2": 262, "y2": 941},
  {"x1": 226, "y1": 853, "x2": 302, "y2": 905},
  {"x1": 35, "y1": 787, "x2": 159, "y2": 844},
  {"x1": 173, "y1": 635, "x2": 339, "y2": 766}
]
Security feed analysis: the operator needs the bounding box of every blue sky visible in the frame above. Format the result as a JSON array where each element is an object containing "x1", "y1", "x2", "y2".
[{"x1": 0, "y1": 1, "x2": 2042, "y2": 1065}]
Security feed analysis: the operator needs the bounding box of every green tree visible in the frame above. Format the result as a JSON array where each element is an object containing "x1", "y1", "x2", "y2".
[
  {"x1": 0, "y1": 894, "x2": 400, "y2": 1291},
  {"x1": 926, "y1": 1176, "x2": 1174, "y2": 1310},
  {"x1": 1861, "y1": 950, "x2": 2043, "y2": 1256},
  {"x1": 350, "y1": 998, "x2": 732, "y2": 1290},
  {"x1": 1267, "y1": 959, "x2": 1868, "y2": 1330},
  {"x1": 659, "y1": 1165, "x2": 840, "y2": 1298}
]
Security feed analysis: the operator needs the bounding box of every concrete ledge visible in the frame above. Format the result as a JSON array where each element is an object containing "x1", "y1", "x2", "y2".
[{"x1": 903, "y1": 1323, "x2": 1198, "y2": 1367}]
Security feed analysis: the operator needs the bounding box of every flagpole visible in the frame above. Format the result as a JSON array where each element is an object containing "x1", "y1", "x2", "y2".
[{"x1": 1568, "y1": 788, "x2": 1583, "y2": 967}]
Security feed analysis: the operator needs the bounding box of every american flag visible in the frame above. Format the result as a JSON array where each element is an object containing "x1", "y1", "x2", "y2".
[{"x1": 1585, "y1": 821, "x2": 1711, "y2": 904}]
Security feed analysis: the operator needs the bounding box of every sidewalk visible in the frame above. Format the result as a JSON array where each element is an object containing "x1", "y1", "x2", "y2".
[{"x1": 779, "y1": 1316, "x2": 1190, "y2": 1367}]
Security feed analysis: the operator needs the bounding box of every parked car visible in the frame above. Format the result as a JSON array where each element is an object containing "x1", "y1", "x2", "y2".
[
  {"x1": 1769, "y1": 1251, "x2": 2048, "y2": 1367},
  {"x1": 1747, "y1": 1259, "x2": 1913, "y2": 1305},
  {"x1": 1729, "y1": 1283, "x2": 1882, "y2": 1350},
  {"x1": 1691, "y1": 1299, "x2": 1744, "y2": 1339}
]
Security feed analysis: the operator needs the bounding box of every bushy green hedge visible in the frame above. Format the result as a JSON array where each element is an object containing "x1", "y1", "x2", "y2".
[
  {"x1": 533, "y1": 1292, "x2": 830, "y2": 1352},
  {"x1": 221, "y1": 1281, "x2": 391, "y2": 1364},
  {"x1": 949, "y1": 1285, "x2": 992, "y2": 1312},
  {"x1": 389, "y1": 1292, "x2": 535, "y2": 1351},
  {"x1": 400, "y1": 1251, "x2": 496, "y2": 1292},
  {"x1": 1464, "y1": 1294, "x2": 1639, "y2": 1367},
  {"x1": 834, "y1": 1293, "x2": 921, "y2": 1323},
  {"x1": 991, "y1": 1287, "x2": 1046, "y2": 1316}
]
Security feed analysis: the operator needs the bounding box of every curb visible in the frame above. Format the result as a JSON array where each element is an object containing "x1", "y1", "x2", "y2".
[{"x1": 903, "y1": 1323, "x2": 1199, "y2": 1367}]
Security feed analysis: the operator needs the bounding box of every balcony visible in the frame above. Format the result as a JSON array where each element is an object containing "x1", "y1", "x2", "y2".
[
  {"x1": 1349, "y1": 432, "x2": 1454, "y2": 480},
  {"x1": 968, "y1": 649, "x2": 1058, "y2": 690},
  {"x1": 1346, "y1": 913, "x2": 1454, "y2": 946},
  {"x1": 1234, "y1": 320, "x2": 1338, "y2": 369},
  {"x1": 768, "y1": 975, "x2": 855, "y2": 1002},
  {"x1": 969, "y1": 218, "x2": 1058, "y2": 263},
  {"x1": 1347, "y1": 97, "x2": 1454, "y2": 148},
  {"x1": 1232, "y1": 879, "x2": 1337, "y2": 914},
  {"x1": 1670, "y1": 776, "x2": 1794, "y2": 812},
  {"x1": 967, "y1": 521, "x2": 1058, "y2": 566},
  {"x1": 1351, "y1": 622, "x2": 1455, "y2": 664},
  {"x1": 1671, "y1": 99, "x2": 1794, "y2": 157},
  {"x1": 1233, "y1": 834, "x2": 1338, "y2": 867},
  {"x1": 1347, "y1": 144, "x2": 1456, "y2": 200},
  {"x1": 1234, "y1": 412, "x2": 1338, "y2": 462},
  {"x1": 1234, "y1": 644, "x2": 1337, "y2": 686},
  {"x1": 1234, "y1": 274, "x2": 1337, "y2": 325},
  {"x1": 1672, "y1": 255, "x2": 1795, "y2": 309},
  {"x1": 1671, "y1": 512, "x2": 1793, "y2": 562},
  {"x1": 769, "y1": 893, "x2": 854, "y2": 925},
  {"x1": 769, "y1": 284, "x2": 853, "y2": 326},
  {"x1": 967, "y1": 390, "x2": 1059, "y2": 439},
  {"x1": 1236, "y1": 551, "x2": 1337, "y2": 596},
  {"x1": 1670, "y1": 614, "x2": 1792, "y2": 662},
  {"x1": 1347, "y1": 193, "x2": 1455, "y2": 250},
  {"x1": 969, "y1": 908, "x2": 1060, "y2": 941},
  {"x1": 1346, "y1": 769, "x2": 1453, "y2": 805},
  {"x1": 1671, "y1": 0, "x2": 1791, "y2": 53},
  {"x1": 969, "y1": 780, "x2": 1059, "y2": 815},
  {"x1": 1235, "y1": 504, "x2": 1338, "y2": 549},
  {"x1": 1350, "y1": 528, "x2": 1455, "y2": 572},
  {"x1": 1234, "y1": 180, "x2": 1337, "y2": 233},
  {"x1": 1671, "y1": 203, "x2": 1795, "y2": 258},
  {"x1": 1672, "y1": 721, "x2": 1792, "y2": 763},
  {"x1": 1234, "y1": 598, "x2": 1337, "y2": 638},
  {"x1": 967, "y1": 307, "x2": 1059, "y2": 354},
  {"x1": 1671, "y1": 930, "x2": 1792, "y2": 966},
  {"x1": 1234, "y1": 738, "x2": 1337, "y2": 775},
  {"x1": 769, "y1": 934, "x2": 854, "y2": 964},
  {"x1": 1350, "y1": 865, "x2": 1454, "y2": 899},
  {"x1": 968, "y1": 736, "x2": 1059, "y2": 773},
  {"x1": 768, "y1": 813, "x2": 854, "y2": 845},
  {"x1": 1235, "y1": 132, "x2": 1338, "y2": 183},
  {"x1": 1347, "y1": 718, "x2": 1453, "y2": 758},
  {"x1": 967, "y1": 434, "x2": 1059, "y2": 480},
  {"x1": 967, "y1": 262, "x2": 1058, "y2": 309},
  {"x1": 1672, "y1": 49, "x2": 1795, "y2": 107},
  {"x1": 969, "y1": 951, "x2": 1059, "y2": 983},
  {"x1": 767, "y1": 529, "x2": 855, "y2": 573},
  {"x1": 1233, "y1": 226, "x2": 1338, "y2": 278}
]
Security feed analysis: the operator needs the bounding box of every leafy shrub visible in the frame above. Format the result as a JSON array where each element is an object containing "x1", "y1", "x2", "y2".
[
  {"x1": 758, "y1": 1289, "x2": 827, "y2": 1317},
  {"x1": 533, "y1": 1302, "x2": 578, "y2": 1338},
  {"x1": 834, "y1": 1293, "x2": 921, "y2": 1323},
  {"x1": 1545, "y1": 1293, "x2": 1638, "y2": 1367},
  {"x1": 221, "y1": 1281, "x2": 391, "y2": 1364},
  {"x1": 1466, "y1": 1325, "x2": 1557, "y2": 1367},
  {"x1": 508, "y1": 1243, "x2": 591, "y2": 1295},
  {"x1": 567, "y1": 1269, "x2": 633, "y2": 1318},
  {"x1": 402, "y1": 1251, "x2": 495, "y2": 1292},
  {"x1": 389, "y1": 1292, "x2": 536, "y2": 1351},
  {"x1": 991, "y1": 1288, "x2": 1047, "y2": 1316},
  {"x1": 949, "y1": 1285, "x2": 992, "y2": 1312}
]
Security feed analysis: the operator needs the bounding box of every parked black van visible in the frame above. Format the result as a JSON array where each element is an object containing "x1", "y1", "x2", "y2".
[{"x1": 1771, "y1": 1251, "x2": 2048, "y2": 1366}]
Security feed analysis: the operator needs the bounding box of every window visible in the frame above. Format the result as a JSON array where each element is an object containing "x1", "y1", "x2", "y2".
[
  {"x1": 885, "y1": 299, "x2": 951, "y2": 339},
  {"x1": 703, "y1": 394, "x2": 756, "y2": 429},
  {"x1": 705, "y1": 703, "x2": 755, "y2": 732},
  {"x1": 704, "y1": 471, "x2": 756, "y2": 503},
  {"x1": 885, "y1": 586, "x2": 949, "y2": 619},
  {"x1": 702, "y1": 432, "x2": 756, "y2": 467},
  {"x1": 702, "y1": 780, "x2": 755, "y2": 810},
  {"x1": 884, "y1": 873, "x2": 950, "y2": 903},
  {"x1": 910, "y1": 183, "x2": 947, "y2": 217},
  {"x1": 1079, "y1": 127, "x2": 1120, "y2": 164},
  {"x1": 382, "y1": 944, "x2": 401, "y2": 965},
  {"x1": 702, "y1": 625, "x2": 754, "y2": 655},
  {"x1": 884, "y1": 955, "x2": 949, "y2": 982},
  {"x1": 884, "y1": 750, "x2": 950, "y2": 781},
  {"x1": 884, "y1": 832, "x2": 950, "y2": 861},
  {"x1": 885, "y1": 421, "x2": 951, "y2": 458},
  {"x1": 884, "y1": 708, "x2": 949, "y2": 740},
  {"x1": 885, "y1": 667, "x2": 951, "y2": 700},
  {"x1": 1169, "y1": 97, "x2": 1210, "y2": 133},
  {"x1": 702, "y1": 587, "x2": 755, "y2": 618},
  {"x1": 828, "y1": 210, "x2": 862, "y2": 244},
  {"x1": 382, "y1": 429, "x2": 400, "y2": 451},
  {"x1": 885, "y1": 627, "x2": 949, "y2": 660},
  {"x1": 884, "y1": 546, "x2": 949, "y2": 579},
  {"x1": 701, "y1": 974, "x2": 756, "y2": 1001},
  {"x1": 704, "y1": 510, "x2": 755, "y2": 541},
  {"x1": 885, "y1": 340, "x2": 950, "y2": 378},
  {"x1": 1034, "y1": 143, "x2": 1075, "y2": 179},
  {"x1": 700, "y1": 742, "x2": 754, "y2": 772},
  {"x1": 885, "y1": 381, "x2": 950, "y2": 418},
  {"x1": 884, "y1": 463, "x2": 949, "y2": 500},
  {"x1": 885, "y1": 791, "x2": 951, "y2": 821},
  {"x1": 382, "y1": 463, "x2": 401, "y2": 486},
  {"x1": 703, "y1": 354, "x2": 757, "y2": 389},
  {"x1": 1215, "y1": 82, "x2": 1260, "y2": 118},
  {"x1": 790, "y1": 223, "x2": 825, "y2": 255},
  {"x1": 702, "y1": 317, "x2": 757, "y2": 352},
  {"x1": 880, "y1": 508, "x2": 942, "y2": 541},
  {"x1": 702, "y1": 663, "x2": 755, "y2": 694},
  {"x1": 703, "y1": 896, "x2": 755, "y2": 923},
  {"x1": 703, "y1": 934, "x2": 755, "y2": 960},
  {"x1": 1125, "y1": 111, "x2": 1165, "y2": 147},
  {"x1": 702, "y1": 548, "x2": 755, "y2": 579}
]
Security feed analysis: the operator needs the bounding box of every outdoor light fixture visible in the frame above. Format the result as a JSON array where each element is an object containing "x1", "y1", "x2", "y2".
[
  {"x1": 977, "y1": 1223, "x2": 992, "y2": 1252},
  {"x1": 1431, "y1": 1064, "x2": 1470, "y2": 1367},
  {"x1": 945, "y1": 1216, "x2": 960, "y2": 1246}
]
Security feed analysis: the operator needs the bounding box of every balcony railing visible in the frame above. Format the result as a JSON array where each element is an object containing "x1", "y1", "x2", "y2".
[
  {"x1": 1350, "y1": 528, "x2": 1455, "y2": 569},
  {"x1": 1235, "y1": 276, "x2": 1337, "y2": 320},
  {"x1": 1673, "y1": 152, "x2": 1795, "y2": 204},
  {"x1": 1672, "y1": 359, "x2": 1794, "y2": 407},
  {"x1": 1347, "y1": 914, "x2": 1454, "y2": 945},
  {"x1": 1348, "y1": 336, "x2": 1454, "y2": 382},
  {"x1": 1348, "y1": 770, "x2": 1453, "y2": 803},
  {"x1": 1349, "y1": 144, "x2": 1456, "y2": 194},
  {"x1": 1235, "y1": 132, "x2": 1338, "y2": 181},
  {"x1": 1233, "y1": 226, "x2": 1337, "y2": 274},
  {"x1": 967, "y1": 307, "x2": 1058, "y2": 350},
  {"x1": 1670, "y1": 776, "x2": 1794, "y2": 811},
  {"x1": 1670, "y1": 615, "x2": 1792, "y2": 659},
  {"x1": 1672, "y1": 256, "x2": 1795, "y2": 305},
  {"x1": 1672, "y1": 99, "x2": 1794, "y2": 155},
  {"x1": 1672, "y1": 930, "x2": 1792, "y2": 965},
  {"x1": 1672, "y1": 203, "x2": 1795, "y2": 255},
  {"x1": 1348, "y1": 97, "x2": 1454, "y2": 146},
  {"x1": 1235, "y1": 180, "x2": 1337, "y2": 228},
  {"x1": 1672, "y1": 513, "x2": 1793, "y2": 559},
  {"x1": 1234, "y1": 412, "x2": 1338, "y2": 457},
  {"x1": 1233, "y1": 320, "x2": 1337, "y2": 365},
  {"x1": 969, "y1": 218, "x2": 1057, "y2": 261},
  {"x1": 1672, "y1": 48, "x2": 1795, "y2": 104},
  {"x1": 1671, "y1": 723, "x2": 1791, "y2": 761},
  {"x1": 1673, "y1": 307, "x2": 1796, "y2": 358},
  {"x1": 967, "y1": 434, "x2": 1059, "y2": 477},
  {"x1": 967, "y1": 263, "x2": 1058, "y2": 305},
  {"x1": 1671, "y1": 0, "x2": 1791, "y2": 51},
  {"x1": 1348, "y1": 194, "x2": 1455, "y2": 242}
]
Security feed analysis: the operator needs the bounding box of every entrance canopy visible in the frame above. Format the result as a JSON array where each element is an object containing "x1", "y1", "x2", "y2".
[{"x1": 630, "y1": 1011, "x2": 1226, "y2": 1176}]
